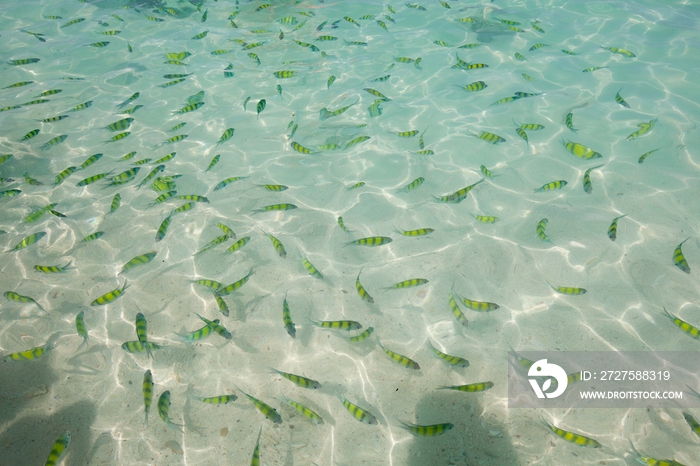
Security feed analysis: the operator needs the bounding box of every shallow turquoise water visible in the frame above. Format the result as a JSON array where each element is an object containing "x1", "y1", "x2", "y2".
[{"x1": 1, "y1": 1, "x2": 699, "y2": 465}]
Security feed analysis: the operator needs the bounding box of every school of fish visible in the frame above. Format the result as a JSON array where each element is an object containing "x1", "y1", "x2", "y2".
[{"x1": 0, "y1": 1, "x2": 697, "y2": 465}]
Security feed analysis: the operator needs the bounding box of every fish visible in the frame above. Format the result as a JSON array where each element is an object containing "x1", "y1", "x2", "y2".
[
  {"x1": 438, "y1": 381, "x2": 494, "y2": 392},
  {"x1": 104, "y1": 132, "x2": 130, "y2": 144},
  {"x1": 273, "y1": 70, "x2": 296, "y2": 79},
  {"x1": 319, "y1": 100, "x2": 359, "y2": 120},
  {"x1": 626, "y1": 120, "x2": 657, "y2": 141},
  {"x1": 248, "y1": 52, "x2": 261, "y2": 65},
  {"x1": 683, "y1": 412, "x2": 700, "y2": 438},
  {"x1": 196, "y1": 313, "x2": 232, "y2": 339},
  {"x1": 109, "y1": 167, "x2": 140, "y2": 186},
  {"x1": 534, "y1": 180, "x2": 567, "y2": 193},
  {"x1": 398, "y1": 177, "x2": 425, "y2": 193},
  {"x1": 295, "y1": 40, "x2": 320, "y2": 52},
  {"x1": 290, "y1": 141, "x2": 313, "y2": 154},
  {"x1": 75, "y1": 311, "x2": 88, "y2": 348},
  {"x1": 24, "y1": 172, "x2": 44, "y2": 186},
  {"x1": 327, "y1": 75, "x2": 336, "y2": 88},
  {"x1": 172, "y1": 102, "x2": 204, "y2": 115},
  {"x1": 638, "y1": 148, "x2": 660, "y2": 164},
  {"x1": 529, "y1": 43, "x2": 548, "y2": 51},
  {"x1": 282, "y1": 293, "x2": 296, "y2": 338},
  {"x1": 582, "y1": 66, "x2": 607, "y2": 72},
  {"x1": 607, "y1": 215, "x2": 627, "y2": 241},
  {"x1": 531, "y1": 20, "x2": 545, "y2": 32},
  {"x1": 0, "y1": 189, "x2": 20, "y2": 198},
  {"x1": 541, "y1": 416, "x2": 602, "y2": 447},
  {"x1": 337, "y1": 216, "x2": 352, "y2": 233},
  {"x1": 270, "y1": 368, "x2": 321, "y2": 389},
  {"x1": 356, "y1": 268, "x2": 375, "y2": 303},
  {"x1": 24, "y1": 204, "x2": 55, "y2": 223},
  {"x1": 301, "y1": 257, "x2": 323, "y2": 279},
  {"x1": 34, "y1": 262, "x2": 73, "y2": 274},
  {"x1": 663, "y1": 307, "x2": 700, "y2": 340},
  {"x1": 378, "y1": 341, "x2": 420, "y2": 370},
  {"x1": 152, "y1": 214, "x2": 173, "y2": 242},
  {"x1": 475, "y1": 131, "x2": 506, "y2": 144},
  {"x1": 582, "y1": 165, "x2": 604, "y2": 194},
  {"x1": 19, "y1": 129, "x2": 40, "y2": 141},
  {"x1": 80, "y1": 231, "x2": 104, "y2": 243},
  {"x1": 344, "y1": 236, "x2": 392, "y2": 247},
  {"x1": 253, "y1": 203, "x2": 297, "y2": 214},
  {"x1": 435, "y1": 179, "x2": 485, "y2": 203},
  {"x1": 120, "y1": 251, "x2": 157, "y2": 275},
  {"x1": 615, "y1": 89, "x2": 630, "y2": 108},
  {"x1": 563, "y1": 141, "x2": 602, "y2": 160},
  {"x1": 217, "y1": 269, "x2": 254, "y2": 296},
  {"x1": 106, "y1": 118, "x2": 134, "y2": 132},
  {"x1": 457, "y1": 81, "x2": 487, "y2": 92},
  {"x1": 79, "y1": 153, "x2": 103, "y2": 170},
  {"x1": 44, "y1": 432, "x2": 71, "y2": 466},
  {"x1": 5, "y1": 342, "x2": 54, "y2": 361},
  {"x1": 673, "y1": 238, "x2": 691, "y2": 273},
  {"x1": 226, "y1": 237, "x2": 251, "y2": 254},
  {"x1": 602, "y1": 46, "x2": 635, "y2": 57},
  {"x1": 90, "y1": 280, "x2": 128, "y2": 306},
  {"x1": 260, "y1": 184, "x2": 288, "y2": 192},
  {"x1": 134, "y1": 312, "x2": 153, "y2": 359},
  {"x1": 176, "y1": 319, "x2": 220, "y2": 342},
  {"x1": 154, "y1": 153, "x2": 176, "y2": 164},
  {"x1": 54, "y1": 166, "x2": 78, "y2": 186},
  {"x1": 3, "y1": 81, "x2": 34, "y2": 89},
  {"x1": 262, "y1": 230, "x2": 287, "y2": 258},
  {"x1": 4, "y1": 291, "x2": 44, "y2": 311},
  {"x1": 522, "y1": 73, "x2": 534, "y2": 81},
  {"x1": 536, "y1": 218, "x2": 550, "y2": 242},
  {"x1": 138, "y1": 165, "x2": 165, "y2": 189},
  {"x1": 280, "y1": 395, "x2": 324, "y2": 424},
  {"x1": 309, "y1": 319, "x2": 362, "y2": 331},
  {"x1": 250, "y1": 425, "x2": 262, "y2": 466},
  {"x1": 397, "y1": 420, "x2": 453, "y2": 437},
  {"x1": 384, "y1": 278, "x2": 429, "y2": 290},
  {"x1": 213, "y1": 176, "x2": 248, "y2": 191},
  {"x1": 157, "y1": 391, "x2": 184, "y2": 432},
  {"x1": 192, "y1": 394, "x2": 238, "y2": 404},
  {"x1": 452, "y1": 291, "x2": 499, "y2": 311},
  {"x1": 7, "y1": 231, "x2": 47, "y2": 252},
  {"x1": 427, "y1": 341, "x2": 469, "y2": 367},
  {"x1": 196, "y1": 235, "x2": 230, "y2": 254},
  {"x1": 546, "y1": 280, "x2": 587, "y2": 295},
  {"x1": 256, "y1": 99, "x2": 266, "y2": 118},
  {"x1": 109, "y1": 193, "x2": 121, "y2": 214},
  {"x1": 41, "y1": 134, "x2": 68, "y2": 150},
  {"x1": 338, "y1": 394, "x2": 378, "y2": 424},
  {"x1": 235, "y1": 385, "x2": 282, "y2": 423},
  {"x1": 368, "y1": 99, "x2": 384, "y2": 117},
  {"x1": 449, "y1": 293, "x2": 468, "y2": 327},
  {"x1": 515, "y1": 128, "x2": 529, "y2": 145},
  {"x1": 205, "y1": 154, "x2": 220, "y2": 172},
  {"x1": 349, "y1": 327, "x2": 374, "y2": 343},
  {"x1": 8, "y1": 58, "x2": 41, "y2": 66},
  {"x1": 192, "y1": 279, "x2": 223, "y2": 293},
  {"x1": 471, "y1": 213, "x2": 498, "y2": 224},
  {"x1": 89, "y1": 41, "x2": 110, "y2": 47}
]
